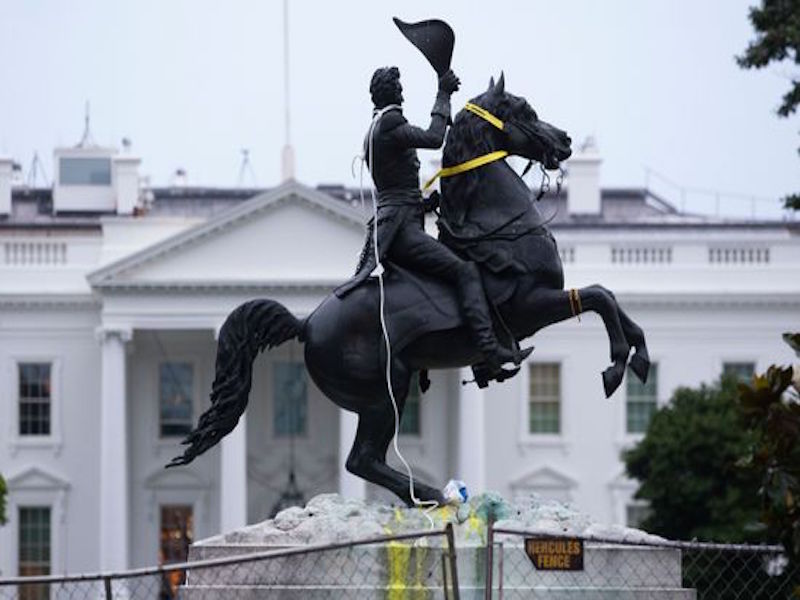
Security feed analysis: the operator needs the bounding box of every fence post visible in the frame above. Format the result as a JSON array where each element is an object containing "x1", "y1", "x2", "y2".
[
  {"x1": 103, "y1": 575, "x2": 113, "y2": 600},
  {"x1": 498, "y1": 541, "x2": 504, "y2": 599},
  {"x1": 445, "y1": 522, "x2": 461, "y2": 600},
  {"x1": 485, "y1": 516, "x2": 494, "y2": 600}
]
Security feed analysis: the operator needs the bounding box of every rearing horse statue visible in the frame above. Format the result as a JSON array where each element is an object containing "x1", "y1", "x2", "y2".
[{"x1": 168, "y1": 75, "x2": 650, "y2": 507}]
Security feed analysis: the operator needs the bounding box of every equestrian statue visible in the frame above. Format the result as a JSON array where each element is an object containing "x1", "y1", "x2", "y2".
[{"x1": 168, "y1": 18, "x2": 650, "y2": 507}]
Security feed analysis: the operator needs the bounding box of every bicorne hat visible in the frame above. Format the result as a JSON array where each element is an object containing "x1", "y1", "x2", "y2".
[{"x1": 393, "y1": 17, "x2": 455, "y2": 76}]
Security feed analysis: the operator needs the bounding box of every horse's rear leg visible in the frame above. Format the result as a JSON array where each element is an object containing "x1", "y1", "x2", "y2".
[
  {"x1": 345, "y1": 388, "x2": 444, "y2": 506},
  {"x1": 523, "y1": 287, "x2": 630, "y2": 397}
]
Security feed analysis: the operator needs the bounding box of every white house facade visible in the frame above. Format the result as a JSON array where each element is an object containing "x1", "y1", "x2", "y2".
[{"x1": 0, "y1": 143, "x2": 798, "y2": 577}]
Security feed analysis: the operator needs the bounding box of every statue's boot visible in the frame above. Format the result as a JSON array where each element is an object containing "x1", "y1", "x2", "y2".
[
  {"x1": 470, "y1": 362, "x2": 523, "y2": 389},
  {"x1": 456, "y1": 262, "x2": 532, "y2": 385}
]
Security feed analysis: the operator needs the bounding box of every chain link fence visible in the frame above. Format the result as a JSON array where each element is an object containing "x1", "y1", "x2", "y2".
[
  {"x1": 3, "y1": 522, "x2": 799, "y2": 599},
  {"x1": 0, "y1": 526, "x2": 461, "y2": 599},
  {"x1": 488, "y1": 525, "x2": 800, "y2": 599}
]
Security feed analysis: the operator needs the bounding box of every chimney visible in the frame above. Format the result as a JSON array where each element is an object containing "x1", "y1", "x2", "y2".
[
  {"x1": 567, "y1": 136, "x2": 602, "y2": 215},
  {"x1": 281, "y1": 144, "x2": 295, "y2": 181},
  {"x1": 0, "y1": 157, "x2": 12, "y2": 216},
  {"x1": 113, "y1": 155, "x2": 141, "y2": 215},
  {"x1": 172, "y1": 168, "x2": 188, "y2": 188}
]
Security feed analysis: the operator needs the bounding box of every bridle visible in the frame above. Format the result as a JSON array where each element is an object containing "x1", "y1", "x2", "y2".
[
  {"x1": 423, "y1": 102, "x2": 564, "y2": 201},
  {"x1": 423, "y1": 102, "x2": 508, "y2": 191}
]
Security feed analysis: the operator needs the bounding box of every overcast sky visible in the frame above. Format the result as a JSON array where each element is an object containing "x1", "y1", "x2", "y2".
[{"x1": 1, "y1": 1, "x2": 797, "y2": 218}]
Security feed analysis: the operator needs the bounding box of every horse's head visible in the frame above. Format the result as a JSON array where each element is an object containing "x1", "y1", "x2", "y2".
[{"x1": 450, "y1": 72, "x2": 572, "y2": 170}]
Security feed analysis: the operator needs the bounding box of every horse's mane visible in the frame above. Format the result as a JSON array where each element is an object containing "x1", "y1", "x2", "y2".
[{"x1": 441, "y1": 87, "x2": 521, "y2": 227}]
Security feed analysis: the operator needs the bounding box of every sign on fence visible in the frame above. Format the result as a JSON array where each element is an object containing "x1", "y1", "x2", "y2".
[{"x1": 525, "y1": 538, "x2": 584, "y2": 571}]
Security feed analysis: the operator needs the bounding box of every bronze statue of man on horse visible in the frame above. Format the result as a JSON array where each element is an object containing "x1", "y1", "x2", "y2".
[
  {"x1": 335, "y1": 55, "x2": 531, "y2": 385},
  {"x1": 168, "y1": 18, "x2": 650, "y2": 508}
]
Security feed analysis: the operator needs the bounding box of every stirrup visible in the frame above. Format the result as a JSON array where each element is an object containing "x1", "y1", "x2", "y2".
[
  {"x1": 494, "y1": 343, "x2": 534, "y2": 367},
  {"x1": 463, "y1": 363, "x2": 521, "y2": 389}
]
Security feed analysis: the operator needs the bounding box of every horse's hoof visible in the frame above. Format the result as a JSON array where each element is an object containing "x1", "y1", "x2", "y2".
[
  {"x1": 602, "y1": 363, "x2": 625, "y2": 398},
  {"x1": 410, "y1": 485, "x2": 445, "y2": 507},
  {"x1": 629, "y1": 353, "x2": 650, "y2": 384}
]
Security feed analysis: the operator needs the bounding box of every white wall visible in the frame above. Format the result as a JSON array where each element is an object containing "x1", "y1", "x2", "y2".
[
  {"x1": 483, "y1": 300, "x2": 798, "y2": 524},
  {"x1": 1, "y1": 183, "x2": 799, "y2": 576},
  {"x1": 0, "y1": 307, "x2": 101, "y2": 576}
]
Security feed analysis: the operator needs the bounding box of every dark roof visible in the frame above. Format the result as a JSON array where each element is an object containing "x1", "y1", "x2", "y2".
[
  {"x1": 3, "y1": 184, "x2": 796, "y2": 231},
  {"x1": 1, "y1": 188, "x2": 101, "y2": 230},
  {"x1": 147, "y1": 186, "x2": 264, "y2": 217}
]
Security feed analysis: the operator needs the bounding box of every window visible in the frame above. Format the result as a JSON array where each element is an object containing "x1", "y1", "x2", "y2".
[
  {"x1": 723, "y1": 362, "x2": 755, "y2": 383},
  {"x1": 273, "y1": 362, "x2": 307, "y2": 436},
  {"x1": 18, "y1": 363, "x2": 51, "y2": 436},
  {"x1": 400, "y1": 374, "x2": 421, "y2": 435},
  {"x1": 626, "y1": 503, "x2": 652, "y2": 529},
  {"x1": 18, "y1": 506, "x2": 51, "y2": 600},
  {"x1": 59, "y1": 157, "x2": 111, "y2": 185},
  {"x1": 626, "y1": 363, "x2": 658, "y2": 434},
  {"x1": 529, "y1": 363, "x2": 561, "y2": 434},
  {"x1": 159, "y1": 505, "x2": 193, "y2": 600},
  {"x1": 159, "y1": 363, "x2": 194, "y2": 437}
]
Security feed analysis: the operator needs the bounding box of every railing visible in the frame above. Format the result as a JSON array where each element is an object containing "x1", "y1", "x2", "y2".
[
  {"x1": 2, "y1": 520, "x2": 798, "y2": 599},
  {"x1": 558, "y1": 246, "x2": 575, "y2": 264},
  {"x1": 0, "y1": 525, "x2": 461, "y2": 600},
  {"x1": 3, "y1": 241, "x2": 67, "y2": 265},
  {"x1": 486, "y1": 525, "x2": 799, "y2": 599},
  {"x1": 708, "y1": 246, "x2": 770, "y2": 264},
  {"x1": 611, "y1": 246, "x2": 673, "y2": 264}
]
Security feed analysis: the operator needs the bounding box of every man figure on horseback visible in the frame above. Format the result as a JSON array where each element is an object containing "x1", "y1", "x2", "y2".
[{"x1": 336, "y1": 66, "x2": 529, "y2": 383}]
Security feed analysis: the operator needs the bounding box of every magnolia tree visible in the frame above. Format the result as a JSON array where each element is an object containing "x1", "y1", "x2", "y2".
[
  {"x1": 737, "y1": 333, "x2": 800, "y2": 561},
  {"x1": 737, "y1": 0, "x2": 800, "y2": 209},
  {"x1": 623, "y1": 376, "x2": 763, "y2": 542}
]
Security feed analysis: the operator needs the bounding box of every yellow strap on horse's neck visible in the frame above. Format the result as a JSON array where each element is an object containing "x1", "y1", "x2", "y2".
[
  {"x1": 422, "y1": 103, "x2": 507, "y2": 191},
  {"x1": 464, "y1": 102, "x2": 505, "y2": 131},
  {"x1": 422, "y1": 150, "x2": 509, "y2": 190}
]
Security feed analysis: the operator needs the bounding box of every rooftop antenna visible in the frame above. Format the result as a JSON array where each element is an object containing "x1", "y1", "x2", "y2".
[
  {"x1": 77, "y1": 100, "x2": 96, "y2": 148},
  {"x1": 26, "y1": 152, "x2": 50, "y2": 188},
  {"x1": 238, "y1": 148, "x2": 258, "y2": 187},
  {"x1": 280, "y1": 0, "x2": 295, "y2": 181}
]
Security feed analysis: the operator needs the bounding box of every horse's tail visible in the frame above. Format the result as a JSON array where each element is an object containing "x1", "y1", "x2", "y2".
[{"x1": 167, "y1": 299, "x2": 304, "y2": 468}]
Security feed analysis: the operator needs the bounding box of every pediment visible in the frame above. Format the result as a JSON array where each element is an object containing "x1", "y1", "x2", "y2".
[
  {"x1": 510, "y1": 466, "x2": 577, "y2": 491},
  {"x1": 7, "y1": 466, "x2": 71, "y2": 491},
  {"x1": 89, "y1": 181, "x2": 366, "y2": 289}
]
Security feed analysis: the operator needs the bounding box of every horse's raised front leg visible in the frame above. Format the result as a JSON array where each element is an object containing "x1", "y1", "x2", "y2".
[
  {"x1": 595, "y1": 286, "x2": 651, "y2": 383},
  {"x1": 521, "y1": 286, "x2": 630, "y2": 397},
  {"x1": 344, "y1": 374, "x2": 444, "y2": 506}
]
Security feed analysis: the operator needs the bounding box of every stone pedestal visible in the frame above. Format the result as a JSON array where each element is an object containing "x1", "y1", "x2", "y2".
[{"x1": 181, "y1": 494, "x2": 695, "y2": 599}]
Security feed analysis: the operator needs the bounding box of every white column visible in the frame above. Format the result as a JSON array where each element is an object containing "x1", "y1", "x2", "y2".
[
  {"x1": 338, "y1": 409, "x2": 366, "y2": 500},
  {"x1": 457, "y1": 369, "x2": 486, "y2": 492},
  {"x1": 98, "y1": 327, "x2": 131, "y2": 571},
  {"x1": 220, "y1": 416, "x2": 248, "y2": 532}
]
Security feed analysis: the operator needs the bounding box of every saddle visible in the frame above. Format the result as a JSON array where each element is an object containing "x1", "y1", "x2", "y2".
[{"x1": 336, "y1": 262, "x2": 523, "y2": 388}]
